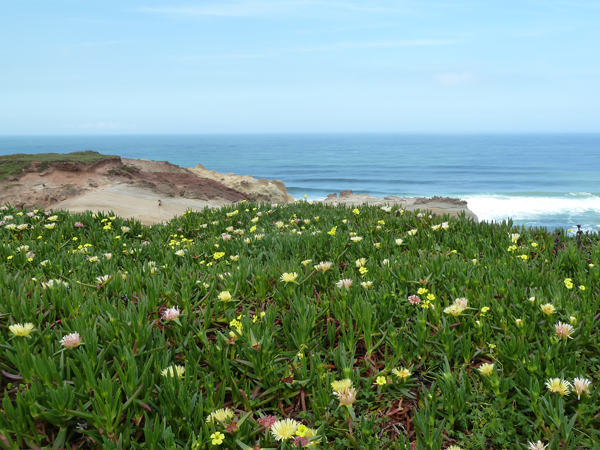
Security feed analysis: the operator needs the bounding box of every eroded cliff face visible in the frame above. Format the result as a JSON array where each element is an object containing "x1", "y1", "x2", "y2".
[
  {"x1": 189, "y1": 164, "x2": 295, "y2": 204},
  {"x1": 0, "y1": 157, "x2": 294, "y2": 210}
]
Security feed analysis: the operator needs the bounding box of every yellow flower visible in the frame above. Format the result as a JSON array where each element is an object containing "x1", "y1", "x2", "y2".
[
  {"x1": 218, "y1": 291, "x2": 232, "y2": 302},
  {"x1": 271, "y1": 418, "x2": 299, "y2": 441},
  {"x1": 545, "y1": 378, "x2": 571, "y2": 396},
  {"x1": 361, "y1": 281, "x2": 373, "y2": 289},
  {"x1": 9, "y1": 323, "x2": 35, "y2": 337},
  {"x1": 481, "y1": 306, "x2": 490, "y2": 314},
  {"x1": 392, "y1": 367, "x2": 411, "y2": 380},
  {"x1": 540, "y1": 303, "x2": 556, "y2": 315},
  {"x1": 230, "y1": 255, "x2": 239, "y2": 261},
  {"x1": 229, "y1": 319, "x2": 243, "y2": 331},
  {"x1": 207, "y1": 408, "x2": 235, "y2": 423},
  {"x1": 373, "y1": 242, "x2": 381, "y2": 249},
  {"x1": 47, "y1": 215, "x2": 58, "y2": 222},
  {"x1": 375, "y1": 376, "x2": 387, "y2": 386},
  {"x1": 359, "y1": 267, "x2": 368, "y2": 275},
  {"x1": 520, "y1": 254, "x2": 529, "y2": 261},
  {"x1": 301, "y1": 259, "x2": 312, "y2": 266},
  {"x1": 331, "y1": 379, "x2": 353, "y2": 392},
  {"x1": 327, "y1": 226, "x2": 337, "y2": 236},
  {"x1": 213, "y1": 252, "x2": 225, "y2": 260},
  {"x1": 44, "y1": 223, "x2": 56, "y2": 230},
  {"x1": 579, "y1": 285, "x2": 586, "y2": 291},
  {"x1": 355, "y1": 258, "x2": 367, "y2": 267},
  {"x1": 417, "y1": 287, "x2": 428, "y2": 295},
  {"x1": 280, "y1": 272, "x2": 298, "y2": 283},
  {"x1": 407, "y1": 229, "x2": 417, "y2": 236},
  {"x1": 477, "y1": 363, "x2": 495, "y2": 376},
  {"x1": 210, "y1": 432, "x2": 225, "y2": 445},
  {"x1": 426, "y1": 293, "x2": 435, "y2": 301},
  {"x1": 296, "y1": 424, "x2": 308, "y2": 437},
  {"x1": 352, "y1": 208, "x2": 360, "y2": 215},
  {"x1": 161, "y1": 365, "x2": 185, "y2": 379}
]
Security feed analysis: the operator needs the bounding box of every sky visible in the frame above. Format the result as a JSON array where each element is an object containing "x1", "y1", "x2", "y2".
[{"x1": 1, "y1": 0, "x2": 599, "y2": 134}]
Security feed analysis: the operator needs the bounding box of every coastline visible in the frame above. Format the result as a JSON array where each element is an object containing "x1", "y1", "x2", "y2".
[{"x1": 0, "y1": 154, "x2": 478, "y2": 225}]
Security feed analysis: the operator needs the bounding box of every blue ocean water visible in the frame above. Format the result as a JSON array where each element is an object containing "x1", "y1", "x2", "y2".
[{"x1": 1, "y1": 134, "x2": 599, "y2": 233}]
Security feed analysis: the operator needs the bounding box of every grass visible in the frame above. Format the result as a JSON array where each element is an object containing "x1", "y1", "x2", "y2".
[
  {"x1": 0, "y1": 201, "x2": 599, "y2": 450},
  {"x1": 0, "y1": 151, "x2": 119, "y2": 181}
]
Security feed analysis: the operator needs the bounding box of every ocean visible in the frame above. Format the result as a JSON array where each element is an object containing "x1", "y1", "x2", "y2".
[{"x1": 1, "y1": 134, "x2": 599, "y2": 233}]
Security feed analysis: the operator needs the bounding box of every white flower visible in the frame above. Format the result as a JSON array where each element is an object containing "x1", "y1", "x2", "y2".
[
  {"x1": 336, "y1": 279, "x2": 353, "y2": 289},
  {"x1": 60, "y1": 332, "x2": 82, "y2": 348},
  {"x1": 572, "y1": 377, "x2": 591, "y2": 399},
  {"x1": 528, "y1": 440, "x2": 548, "y2": 450},
  {"x1": 395, "y1": 238, "x2": 403, "y2": 245},
  {"x1": 96, "y1": 275, "x2": 112, "y2": 284},
  {"x1": 162, "y1": 306, "x2": 181, "y2": 321}
]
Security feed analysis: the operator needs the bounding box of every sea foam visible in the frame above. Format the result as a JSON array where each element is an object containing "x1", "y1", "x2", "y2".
[{"x1": 464, "y1": 193, "x2": 600, "y2": 231}]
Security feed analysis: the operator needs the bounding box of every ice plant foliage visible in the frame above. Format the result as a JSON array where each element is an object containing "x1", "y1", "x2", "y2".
[{"x1": 0, "y1": 202, "x2": 598, "y2": 449}]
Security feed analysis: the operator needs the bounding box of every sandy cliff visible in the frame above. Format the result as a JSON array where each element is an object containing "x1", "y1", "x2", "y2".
[{"x1": 189, "y1": 164, "x2": 295, "y2": 205}]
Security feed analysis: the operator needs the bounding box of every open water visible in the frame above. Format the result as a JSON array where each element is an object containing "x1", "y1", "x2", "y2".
[{"x1": 1, "y1": 134, "x2": 599, "y2": 233}]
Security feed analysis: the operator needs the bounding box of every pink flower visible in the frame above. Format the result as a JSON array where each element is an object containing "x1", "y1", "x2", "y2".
[
  {"x1": 222, "y1": 234, "x2": 232, "y2": 241},
  {"x1": 408, "y1": 295, "x2": 421, "y2": 305},
  {"x1": 74, "y1": 222, "x2": 84, "y2": 227},
  {"x1": 141, "y1": 240, "x2": 150, "y2": 246},
  {"x1": 27, "y1": 212, "x2": 35, "y2": 217},
  {"x1": 294, "y1": 437, "x2": 309, "y2": 447},
  {"x1": 162, "y1": 306, "x2": 181, "y2": 321},
  {"x1": 60, "y1": 332, "x2": 82, "y2": 349},
  {"x1": 26, "y1": 251, "x2": 35, "y2": 259},
  {"x1": 257, "y1": 415, "x2": 278, "y2": 430}
]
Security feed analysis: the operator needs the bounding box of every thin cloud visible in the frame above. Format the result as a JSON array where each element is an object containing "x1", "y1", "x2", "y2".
[
  {"x1": 299, "y1": 39, "x2": 455, "y2": 52},
  {"x1": 78, "y1": 40, "x2": 136, "y2": 47},
  {"x1": 175, "y1": 53, "x2": 273, "y2": 61},
  {"x1": 434, "y1": 72, "x2": 477, "y2": 85},
  {"x1": 63, "y1": 122, "x2": 139, "y2": 130},
  {"x1": 137, "y1": 1, "x2": 412, "y2": 17}
]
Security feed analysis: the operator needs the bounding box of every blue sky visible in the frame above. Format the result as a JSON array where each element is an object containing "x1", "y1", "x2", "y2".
[{"x1": 1, "y1": 0, "x2": 599, "y2": 134}]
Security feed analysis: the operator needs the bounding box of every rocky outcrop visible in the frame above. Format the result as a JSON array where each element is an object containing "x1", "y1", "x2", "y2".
[
  {"x1": 189, "y1": 164, "x2": 295, "y2": 204},
  {"x1": 321, "y1": 190, "x2": 477, "y2": 221}
]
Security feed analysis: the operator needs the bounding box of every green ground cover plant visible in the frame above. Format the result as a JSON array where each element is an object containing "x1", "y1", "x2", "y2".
[
  {"x1": 0, "y1": 151, "x2": 118, "y2": 181},
  {"x1": 0, "y1": 201, "x2": 598, "y2": 450}
]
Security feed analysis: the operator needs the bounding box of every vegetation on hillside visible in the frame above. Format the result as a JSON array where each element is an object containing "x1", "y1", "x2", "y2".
[
  {"x1": 0, "y1": 151, "x2": 118, "y2": 181},
  {"x1": 0, "y1": 201, "x2": 598, "y2": 450}
]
